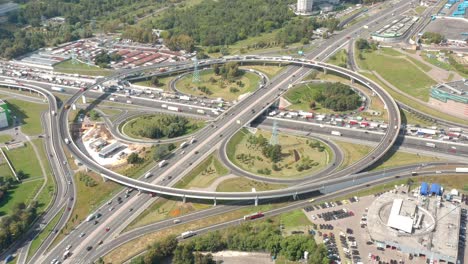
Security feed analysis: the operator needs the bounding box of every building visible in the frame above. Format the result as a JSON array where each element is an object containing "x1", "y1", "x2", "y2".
[
  {"x1": 367, "y1": 191, "x2": 461, "y2": 263},
  {"x1": 0, "y1": 100, "x2": 11, "y2": 129},
  {"x1": 429, "y1": 80, "x2": 468, "y2": 120},
  {"x1": 98, "y1": 142, "x2": 125, "y2": 158},
  {"x1": 296, "y1": 0, "x2": 314, "y2": 15},
  {"x1": 371, "y1": 16, "x2": 419, "y2": 43}
]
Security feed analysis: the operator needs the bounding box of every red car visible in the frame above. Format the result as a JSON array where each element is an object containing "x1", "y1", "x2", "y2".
[{"x1": 105, "y1": 227, "x2": 110, "y2": 232}]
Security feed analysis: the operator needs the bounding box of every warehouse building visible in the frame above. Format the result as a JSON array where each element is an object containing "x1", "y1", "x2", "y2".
[
  {"x1": 98, "y1": 142, "x2": 126, "y2": 158},
  {"x1": 367, "y1": 191, "x2": 461, "y2": 263},
  {"x1": 429, "y1": 80, "x2": 468, "y2": 119}
]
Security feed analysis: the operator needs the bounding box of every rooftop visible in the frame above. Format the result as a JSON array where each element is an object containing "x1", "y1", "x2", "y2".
[{"x1": 372, "y1": 16, "x2": 419, "y2": 38}]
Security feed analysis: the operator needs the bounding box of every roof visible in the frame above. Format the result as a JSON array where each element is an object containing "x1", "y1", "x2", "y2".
[
  {"x1": 99, "y1": 142, "x2": 124, "y2": 156},
  {"x1": 387, "y1": 199, "x2": 413, "y2": 233},
  {"x1": 430, "y1": 183, "x2": 442, "y2": 195},
  {"x1": 421, "y1": 182, "x2": 429, "y2": 195}
]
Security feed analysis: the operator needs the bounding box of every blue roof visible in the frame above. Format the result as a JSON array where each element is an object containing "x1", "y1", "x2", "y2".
[
  {"x1": 430, "y1": 183, "x2": 442, "y2": 195},
  {"x1": 420, "y1": 182, "x2": 429, "y2": 195}
]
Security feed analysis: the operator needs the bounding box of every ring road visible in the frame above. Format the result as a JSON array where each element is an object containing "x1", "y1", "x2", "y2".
[{"x1": 58, "y1": 56, "x2": 401, "y2": 201}]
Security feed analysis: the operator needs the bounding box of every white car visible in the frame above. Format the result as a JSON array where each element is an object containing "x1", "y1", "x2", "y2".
[
  {"x1": 79, "y1": 232, "x2": 85, "y2": 238},
  {"x1": 65, "y1": 245, "x2": 72, "y2": 250}
]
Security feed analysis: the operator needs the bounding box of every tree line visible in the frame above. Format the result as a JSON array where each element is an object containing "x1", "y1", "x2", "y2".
[
  {"x1": 130, "y1": 221, "x2": 330, "y2": 264},
  {"x1": 0, "y1": 202, "x2": 38, "y2": 251},
  {"x1": 311, "y1": 82, "x2": 361, "y2": 112},
  {"x1": 134, "y1": 115, "x2": 199, "y2": 139}
]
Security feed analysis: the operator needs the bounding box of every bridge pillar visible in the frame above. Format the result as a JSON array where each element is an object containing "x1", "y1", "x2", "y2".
[
  {"x1": 182, "y1": 195, "x2": 186, "y2": 203},
  {"x1": 213, "y1": 197, "x2": 217, "y2": 206},
  {"x1": 323, "y1": 68, "x2": 328, "y2": 74},
  {"x1": 254, "y1": 196, "x2": 259, "y2": 206},
  {"x1": 101, "y1": 175, "x2": 108, "y2": 182},
  {"x1": 293, "y1": 192, "x2": 298, "y2": 200},
  {"x1": 350, "y1": 78, "x2": 355, "y2": 84}
]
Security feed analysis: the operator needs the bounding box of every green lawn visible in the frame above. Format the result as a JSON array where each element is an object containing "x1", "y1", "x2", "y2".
[
  {"x1": 27, "y1": 208, "x2": 64, "y2": 261},
  {"x1": 0, "y1": 134, "x2": 13, "y2": 143},
  {"x1": 121, "y1": 114, "x2": 204, "y2": 140},
  {"x1": 216, "y1": 177, "x2": 287, "y2": 192},
  {"x1": 327, "y1": 49, "x2": 348, "y2": 67},
  {"x1": 0, "y1": 162, "x2": 14, "y2": 180},
  {"x1": 239, "y1": 65, "x2": 284, "y2": 79},
  {"x1": 176, "y1": 69, "x2": 261, "y2": 101},
  {"x1": 415, "y1": 6, "x2": 426, "y2": 14},
  {"x1": 4, "y1": 143, "x2": 43, "y2": 180},
  {"x1": 359, "y1": 72, "x2": 468, "y2": 125},
  {"x1": 133, "y1": 75, "x2": 176, "y2": 92},
  {"x1": 31, "y1": 139, "x2": 56, "y2": 213},
  {"x1": 0, "y1": 179, "x2": 44, "y2": 216},
  {"x1": 401, "y1": 110, "x2": 434, "y2": 127},
  {"x1": 227, "y1": 128, "x2": 331, "y2": 179},
  {"x1": 278, "y1": 209, "x2": 311, "y2": 229},
  {"x1": 54, "y1": 60, "x2": 112, "y2": 76},
  {"x1": 357, "y1": 48, "x2": 436, "y2": 101},
  {"x1": 2, "y1": 98, "x2": 48, "y2": 135},
  {"x1": 174, "y1": 152, "x2": 229, "y2": 189}
]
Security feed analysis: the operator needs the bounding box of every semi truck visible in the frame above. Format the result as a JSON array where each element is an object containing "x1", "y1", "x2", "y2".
[
  {"x1": 425, "y1": 143, "x2": 436, "y2": 148},
  {"x1": 168, "y1": 106, "x2": 180, "y2": 112},
  {"x1": 52, "y1": 86, "x2": 65, "y2": 92},
  {"x1": 86, "y1": 214, "x2": 96, "y2": 222},
  {"x1": 455, "y1": 168, "x2": 468, "y2": 173},
  {"x1": 158, "y1": 160, "x2": 167, "y2": 168},
  {"x1": 331, "y1": 131, "x2": 342, "y2": 136},
  {"x1": 180, "y1": 231, "x2": 196, "y2": 239}
]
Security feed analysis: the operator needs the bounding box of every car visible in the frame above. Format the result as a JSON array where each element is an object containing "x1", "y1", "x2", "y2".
[
  {"x1": 109, "y1": 207, "x2": 114, "y2": 211},
  {"x1": 105, "y1": 227, "x2": 110, "y2": 232},
  {"x1": 86, "y1": 246, "x2": 92, "y2": 251},
  {"x1": 79, "y1": 232, "x2": 85, "y2": 238},
  {"x1": 65, "y1": 245, "x2": 72, "y2": 250},
  {"x1": 129, "y1": 208, "x2": 133, "y2": 212},
  {"x1": 98, "y1": 240, "x2": 103, "y2": 245},
  {"x1": 107, "y1": 201, "x2": 112, "y2": 205}
]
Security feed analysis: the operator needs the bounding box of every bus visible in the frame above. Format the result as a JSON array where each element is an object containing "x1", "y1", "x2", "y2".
[{"x1": 243, "y1": 212, "x2": 264, "y2": 220}]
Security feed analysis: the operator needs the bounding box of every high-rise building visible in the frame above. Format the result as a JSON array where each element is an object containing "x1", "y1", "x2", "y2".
[{"x1": 296, "y1": 0, "x2": 313, "y2": 15}]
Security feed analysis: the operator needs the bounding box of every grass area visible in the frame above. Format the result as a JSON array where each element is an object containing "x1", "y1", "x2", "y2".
[
  {"x1": 277, "y1": 209, "x2": 311, "y2": 231},
  {"x1": 133, "y1": 75, "x2": 177, "y2": 92},
  {"x1": 176, "y1": 69, "x2": 261, "y2": 101},
  {"x1": 421, "y1": 51, "x2": 453, "y2": 71},
  {"x1": 27, "y1": 208, "x2": 64, "y2": 261},
  {"x1": 4, "y1": 142, "x2": 43, "y2": 180},
  {"x1": 126, "y1": 198, "x2": 212, "y2": 230},
  {"x1": 53, "y1": 171, "x2": 120, "y2": 244},
  {"x1": 239, "y1": 65, "x2": 284, "y2": 79},
  {"x1": 0, "y1": 180, "x2": 44, "y2": 216},
  {"x1": 335, "y1": 140, "x2": 371, "y2": 170},
  {"x1": 401, "y1": 110, "x2": 434, "y2": 127},
  {"x1": 54, "y1": 60, "x2": 112, "y2": 76},
  {"x1": 216, "y1": 177, "x2": 287, "y2": 192},
  {"x1": 174, "y1": 152, "x2": 229, "y2": 189},
  {"x1": 0, "y1": 162, "x2": 14, "y2": 179},
  {"x1": 357, "y1": 48, "x2": 436, "y2": 101},
  {"x1": 415, "y1": 5, "x2": 427, "y2": 14},
  {"x1": 31, "y1": 139, "x2": 56, "y2": 213},
  {"x1": 327, "y1": 49, "x2": 348, "y2": 67},
  {"x1": 121, "y1": 114, "x2": 205, "y2": 140},
  {"x1": 227, "y1": 128, "x2": 331, "y2": 179},
  {"x1": 96, "y1": 107, "x2": 123, "y2": 117},
  {"x1": 2, "y1": 98, "x2": 48, "y2": 135},
  {"x1": 104, "y1": 202, "x2": 287, "y2": 263},
  {"x1": 115, "y1": 146, "x2": 158, "y2": 179},
  {"x1": 359, "y1": 72, "x2": 468, "y2": 125},
  {"x1": 0, "y1": 134, "x2": 13, "y2": 143}
]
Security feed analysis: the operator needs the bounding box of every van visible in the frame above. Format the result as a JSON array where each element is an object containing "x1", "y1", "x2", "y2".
[
  {"x1": 173, "y1": 219, "x2": 181, "y2": 224},
  {"x1": 144, "y1": 173, "x2": 152, "y2": 179}
]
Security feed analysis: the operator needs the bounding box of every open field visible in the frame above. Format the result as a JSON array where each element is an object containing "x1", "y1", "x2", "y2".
[
  {"x1": 359, "y1": 72, "x2": 468, "y2": 125},
  {"x1": 54, "y1": 60, "x2": 112, "y2": 76},
  {"x1": 133, "y1": 75, "x2": 176, "y2": 92},
  {"x1": 121, "y1": 114, "x2": 204, "y2": 140},
  {"x1": 126, "y1": 198, "x2": 212, "y2": 230},
  {"x1": 227, "y1": 128, "x2": 331, "y2": 179},
  {"x1": 4, "y1": 142, "x2": 43, "y2": 180},
  {"x1": 240, "y1": 65, "x2": 284, "y2": 79},
  {"x1": 2, "y1": 98, "x2": 48, "y2": 135},
  {"x1": 357, "y1": 48, "x2": 436, "y2": 101},
  {"x1": 0, "y1": 179, "x2": 43, "y2": 216},
  {"x1": 0, "y1": 134, "x2": 13, "y2": 142},
  {"x1": 401, "y1": 110, "x2": 434, "y2": 127},
  {"x1": 216, "y1": 177, "x2": 287, "y2": 192},
  {"x1": 27, "y1": 208, "x2": 64, "y2": 261},
  {"x1": 174, "y1": 152, "x2": 229, "y2": 189},
  {"x1": 53, "y1": 171, "x2": 120, "y2": 245},
  {"x1": 327, "y1": 49, "x2": 348, "y2": 67},
  {"x1": 176, "y1": 69, "x2": 260, "y2": 101}
]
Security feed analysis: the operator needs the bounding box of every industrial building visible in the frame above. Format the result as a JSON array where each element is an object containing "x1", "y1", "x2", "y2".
[
  {"x1": 296, "y1": 0, "x2": 314, "y2": 15},
  {"x1": 98, "y1": 142, "x2": 126, "y2": 158},
  {"x1": 371, "y1": 16, "x2": 419, "y2": 43},
  {"x1": 367, "y1": 187, "x2": 462, "y2": 264},
  {"x1": 0, "y1": 100, "x2": 11, "y2": 129},
  {"x1": 429, "y1": 80, "x2": 468, "y2": 119}
]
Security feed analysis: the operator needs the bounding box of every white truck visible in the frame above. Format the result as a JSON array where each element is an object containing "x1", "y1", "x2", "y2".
[
  {"x1": 52, "y1": 86, "x2": 65, "y2": 92},
  {"x1": 425, "y1": 143, "x2": 436, "y2": 148},
  {"x1": 109, "y1": 97, "x2": 115, "y2": 101},
  {"x1": 455, "y1": 168, "x2": 468, "y2": 173},
  {"x1": 126, "y1": 100, "x2": 132, "y2": 104},
  {"x1": 158, "y1": 160, "x2": 167, "y2": 168},
  {"x1": 179, "y1": 95, "x2": 190, "y2": 101},
  {"x1": 331, "y1": 131, "x2": 342, "y2": 136},
  {"x1": 161, "y1": 104, "x2": 168, "y2": 108},
  {"x1": 168, "y1": 106, "x2": 180, "y2": 112},
  {"x1": 63, "y1": 251, "x2": 70, "y2": 260},
  {"x1": 180, "y1": 231, "x2": 196, "y2": 239},
  {"x1": 85, "y1": 214, "x2": 96, "y2": 222},
  {"x1": 144, "y1": 172, "x2": 152, "y2": 179},
  {"x1": 197, "y1": 109, "x2": 205, "y2": 114},
  {"x1": 180, "y1": 142, "x2": 188, "y2": 148},
  {"x1": 64, "y1": 138, "x2": 70, "y2": 144}
]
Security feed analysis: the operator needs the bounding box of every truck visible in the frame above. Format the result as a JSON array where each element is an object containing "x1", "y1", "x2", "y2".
[
  {"x1": 158, "y1": 160, "x2": 167, "y2": 168},
  {"x1": 63, "y1": 251, "x2": 71, "y2": 260},
  {"x1": 64, "y1": 138, "x2": 70, "y2": 144},
  {"x1": 243, "y1": 212, "x2": 265, "y2": 220},
  {"x1": 144, "y1": 172, "x2": 152, "y2": 179},
  {"x1": 190, "y1": 137, "x2": 196, "y2": 144},
  {"x1": 197, "y1": 109, "x2": 205, "y2": 114},
  {"x1": 109, "y1": 97, "x2": 115, "y2": 101},
  {"x1": 349, "y1": 120, "x2": 358, "y2": 125},
  {"x1": 180, "y1": 231, "x2": 196, "y2": 239},
  {"x1": 180, "y1": 141, "x2": 188, "y2": 148},
  {"x1": 161, "y1": 104, "x2": 168, "y2": 108},
  {"x1": 86, "y1": 214, "x2": 96, "y2": 222},
  {"x1": 168, "y1": 106, "x2": 180, "y2": 112},
  {"x1": 425, "y1": 143, "x2": 436, "y2": 148},
  {"x1": 179, "y1": 95, "x2": 190, "y2": 101},
  {"x1": 52, "y1": 86, "x2": 65, "y2": 92},
  {"x1": 455, "y1": 168, "x2": 468, "y2": 173},
  {"x1": 448, "y1": 127, "x2": 462, "y2": 132},
  {"x1": 126, "y1": 100, "x2": 132, "y2": 104},
  {"x1": 331, "y1": 131, "x2": 342, "y2": 136}
]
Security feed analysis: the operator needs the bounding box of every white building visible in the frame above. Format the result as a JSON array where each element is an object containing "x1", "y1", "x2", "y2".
[{"x1": 297, "y1": 0, "x2": 314, "y2": 15}]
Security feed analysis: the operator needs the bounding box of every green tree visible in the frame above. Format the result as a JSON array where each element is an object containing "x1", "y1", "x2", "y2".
[
  {"x1": 150, "y1": 76, "x2": 160, "y2": 86},
  {"x1": 127, "y1": 153, "x2": 143, "y2": 164}
]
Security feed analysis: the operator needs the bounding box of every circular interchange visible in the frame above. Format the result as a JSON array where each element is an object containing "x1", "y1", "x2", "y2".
[{"x1": 58, "y1": 56, "x2": 401, "y2": 201}]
